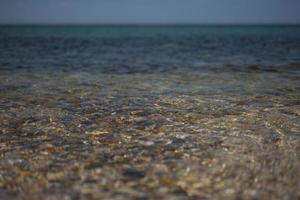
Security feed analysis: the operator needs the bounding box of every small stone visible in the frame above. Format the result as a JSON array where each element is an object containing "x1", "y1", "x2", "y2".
[
  {"x1": 122, "y1": 168, "x2": 146, "y2": 179},
  {"x1": 85, "y1": 162, "x2": 103, "y2": 170}
]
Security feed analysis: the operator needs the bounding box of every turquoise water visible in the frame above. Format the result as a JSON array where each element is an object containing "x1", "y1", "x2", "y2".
[{"x1": 0, "y1": 26, "x2": 300, "y2": 199}]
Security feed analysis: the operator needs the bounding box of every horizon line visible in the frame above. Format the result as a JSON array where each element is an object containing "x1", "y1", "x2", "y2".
[{"x1": 1, "y1": 22, "x2": 300, "y2": 26}]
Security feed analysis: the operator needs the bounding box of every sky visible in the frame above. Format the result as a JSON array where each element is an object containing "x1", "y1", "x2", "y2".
[{"x1": 0, "y1": 0, "x2": 300, "y2": 24}]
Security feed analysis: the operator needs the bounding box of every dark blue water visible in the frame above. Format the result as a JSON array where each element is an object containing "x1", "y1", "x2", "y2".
[{"x1": 1, "y1": 25, "x2": 300, "y2": 73}]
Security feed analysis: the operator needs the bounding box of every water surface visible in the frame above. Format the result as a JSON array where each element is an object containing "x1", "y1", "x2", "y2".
[{"x1": 0, "y1": 25, "x2": 300, "y2": 200}]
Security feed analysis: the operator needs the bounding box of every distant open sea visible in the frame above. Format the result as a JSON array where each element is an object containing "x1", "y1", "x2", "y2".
[
  {"x1": 0, "y1": 25, "x2": 300, "y2": 199},
  {"x1": 0, "y1": 25, "x2": 300, "y2": 73}
]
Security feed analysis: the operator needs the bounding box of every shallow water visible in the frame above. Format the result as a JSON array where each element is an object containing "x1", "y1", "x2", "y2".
[{"x1": 0, "y1": 25, "x2": 300, "y2": 200}]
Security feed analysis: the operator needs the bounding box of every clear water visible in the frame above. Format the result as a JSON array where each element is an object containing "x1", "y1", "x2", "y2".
[{"x1": 0, "y1": 25, "x2": 300, "y2": 200}]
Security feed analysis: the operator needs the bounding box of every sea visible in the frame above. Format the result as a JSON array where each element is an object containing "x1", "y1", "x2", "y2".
[{"x1": 0, "y1": 25, "x2": 300, "y2": 199}]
